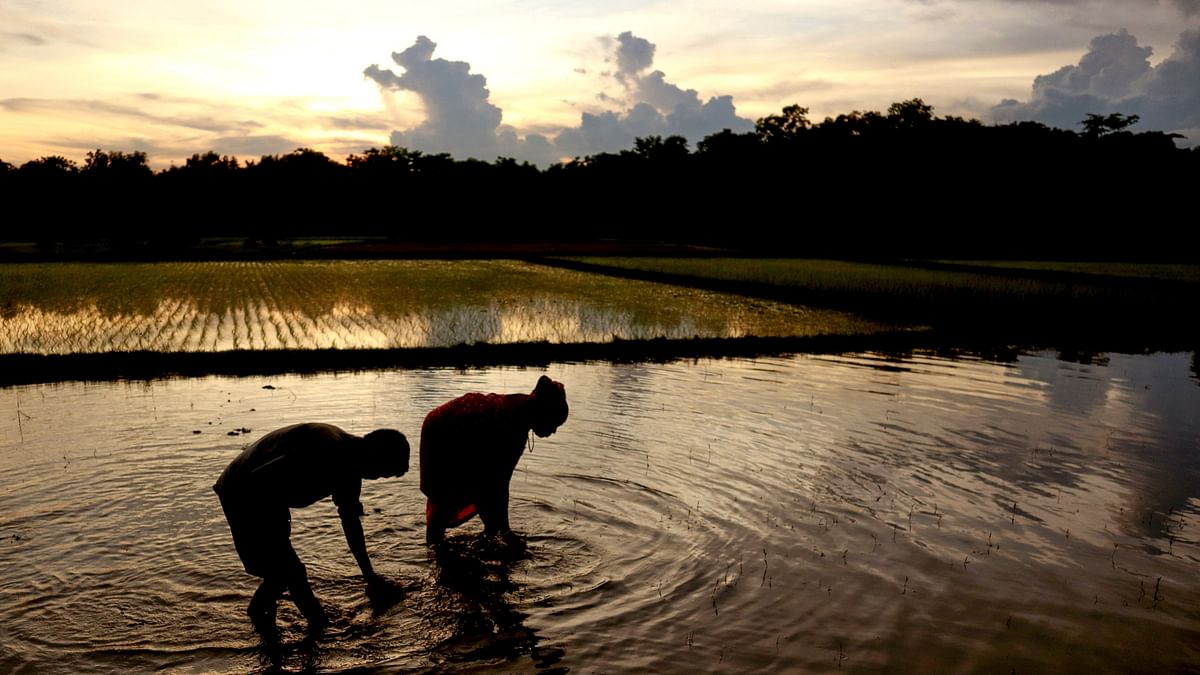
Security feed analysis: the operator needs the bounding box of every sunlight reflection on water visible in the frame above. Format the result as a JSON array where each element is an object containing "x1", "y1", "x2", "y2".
[
  {"x1": 0, "y1": 351, "x2": 1197, "y2": 673},
  {"x1": 0, "y1": 297, "x2": 843, "y2": 354},
  {"x1": 0, "y1": 260, "x2": 880, "y2": 355}
]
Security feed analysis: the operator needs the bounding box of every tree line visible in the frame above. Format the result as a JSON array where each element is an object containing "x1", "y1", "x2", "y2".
[{"x1": 1, "y1": 100, "x2": 1195, "y2": 260}]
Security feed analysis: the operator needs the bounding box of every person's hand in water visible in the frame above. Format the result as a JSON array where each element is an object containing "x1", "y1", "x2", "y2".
[{"x1": 364, "y1": 572, "x2": 406, "y2": 609}]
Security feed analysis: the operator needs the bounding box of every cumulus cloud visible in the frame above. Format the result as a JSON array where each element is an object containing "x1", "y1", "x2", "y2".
[
  {"x1": 364, "y1": 36, "x2": 513, "y2": 161},
  {"x1": 992, "y1": 28, "x2": 1200, "y2": 141},
  {"x1": 567, "y1": 31, "x2": 754, "y2": 156},
  {"x1": 364, "y1": 32, "x2": 753, "y2": 164}
]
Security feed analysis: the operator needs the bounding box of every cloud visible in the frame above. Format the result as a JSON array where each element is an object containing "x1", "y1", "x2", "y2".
[
  {"x1": 0, "y1": 31, "x2": 45, "y2": 48},
  {"x1": 364, "y1": 35, "x2": 527, "y2": 162},
  {"x1": 992, "y1": 28, "x2": 1200, "y2": 141},
  {"x1": 210, "y1": 135, "x2": 301, "y2": 158},
  {"x1": 365, "y1": 32, "x2": 753, "y2": 164},
  {"x1": 921, "y1": 0, "x2": 1198, "y2": 15},
  {"x1": 613, "y1": 31, "x2": 656, "y2": 82},
  {"x1": 563, "y1": 31, "x2": 754, "y2": 156},
  {"x1": 0, "y1": 97, "x2": 261, "y2": 134},
  {"x1": 326, "y1": 114, "x2": 392, "y2": 131}
]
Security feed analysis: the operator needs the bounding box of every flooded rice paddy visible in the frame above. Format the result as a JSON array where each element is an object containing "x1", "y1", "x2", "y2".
[
  {"x1": 2, "y1": 351, "x2": 1198, "y2": 673},
  {"x1": 0, "y1": 261, "x2": 879, "y2": 354}
]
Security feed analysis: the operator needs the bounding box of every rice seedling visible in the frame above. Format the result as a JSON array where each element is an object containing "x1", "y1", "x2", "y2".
[{"x1": 0, "y1": 260, "x2": 884, "y2": 356}]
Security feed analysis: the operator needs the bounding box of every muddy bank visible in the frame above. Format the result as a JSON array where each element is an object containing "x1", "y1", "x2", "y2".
[
  {"x1": 1, "y1": 328, "x2": 1184, "y2": 387},
  {"x1": 0, "y1": 333, "x2": 924, "y2": 385}
]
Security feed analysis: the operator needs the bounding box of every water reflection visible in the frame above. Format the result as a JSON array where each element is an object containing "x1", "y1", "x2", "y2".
[
  {"x1": 427, "y1": 539, "x2": 568, "y2": 673},
  {"x1": 0, "y1": 261, "x2": 879, "y2": 355},
  {"x1": 0, "y1": 351, "x2": 1197, "y2": 673}
]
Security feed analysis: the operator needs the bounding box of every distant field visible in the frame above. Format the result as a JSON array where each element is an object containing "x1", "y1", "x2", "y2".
[
  {"x1": 932, "y1": 260, "x2": 1200, "y2": 283},
  {"x1": 555, "y1": 256, "x2": 1199, "y2": 299},
  {"x1": 554, "y1": 257, "x2": 1104, "y2": 301},
  {"x1": 550, "y1": 257, "x2": 1199, "y2": 347},
  {"x1": 0, "y1": 260, "x2": 882, "y2": 355}
]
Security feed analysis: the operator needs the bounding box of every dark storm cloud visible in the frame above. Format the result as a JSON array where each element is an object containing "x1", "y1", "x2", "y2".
[
  {"x1": 364, "y1": 32, "x2": 753, "y2": 165},
  {"x1": 992, "y1": 28, "x2": 1200, "y2": 140}
]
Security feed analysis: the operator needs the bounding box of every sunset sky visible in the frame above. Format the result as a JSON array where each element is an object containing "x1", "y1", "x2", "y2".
[{"x1": 1, "y1": 0, "x2": 1197, "y2": 167}]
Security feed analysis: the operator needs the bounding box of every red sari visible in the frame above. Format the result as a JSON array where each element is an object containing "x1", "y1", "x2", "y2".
[{"x1": 419, "y1": 392, "x2": 532, "y2": 528}]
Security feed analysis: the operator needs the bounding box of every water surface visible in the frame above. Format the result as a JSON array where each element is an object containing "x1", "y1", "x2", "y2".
[{"x1": 1, "y1": 351, "x2": 1198, "y2": 672}]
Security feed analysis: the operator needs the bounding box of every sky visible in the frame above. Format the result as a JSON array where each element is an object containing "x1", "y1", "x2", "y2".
[{"x1": 1, "y1": 0, "x2": 1197, "y2": 168}]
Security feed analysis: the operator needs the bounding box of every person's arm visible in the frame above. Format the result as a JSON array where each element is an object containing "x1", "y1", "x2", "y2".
[{"x1": 334, "y1": 482, "x2": 378, "y2": 582}]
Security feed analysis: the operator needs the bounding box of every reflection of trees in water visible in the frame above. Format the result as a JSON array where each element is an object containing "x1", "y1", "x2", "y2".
[
  {"x1": 429, "y1": 539, "x2": 568, "y2": 673},
  {"x1": 1110, "y1": 352, "x2": 1200, "y2": 538},
  {"x1": 1013, "y1": 352, "x2": 1200, "y2": 540},
  {"x1": 1020, "y1": 352, "x2": 1111, "y2": 417}
]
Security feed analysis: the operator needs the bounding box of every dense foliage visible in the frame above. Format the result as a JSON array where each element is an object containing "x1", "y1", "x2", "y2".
[{"x1": 2, "y1": 100, "x2": 1196, "y2": 260}]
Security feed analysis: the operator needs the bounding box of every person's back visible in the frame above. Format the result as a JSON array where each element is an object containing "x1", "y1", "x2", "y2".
[{"x1": 214, "y1": 423, "x2": 363, "y2": 512}]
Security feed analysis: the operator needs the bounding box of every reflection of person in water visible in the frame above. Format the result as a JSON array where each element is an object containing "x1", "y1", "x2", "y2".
[
  {"x1": 420, "y1": 375, "x2": 569, "y2": 546},
  {"x1": 213, "y1": 423, "x2": 409, "y2": 630}
]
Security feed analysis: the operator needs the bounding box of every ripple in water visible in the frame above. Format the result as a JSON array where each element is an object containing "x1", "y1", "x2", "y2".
[{"x1": 1, "y1": 352, "x2": 1198, "y2": 673}]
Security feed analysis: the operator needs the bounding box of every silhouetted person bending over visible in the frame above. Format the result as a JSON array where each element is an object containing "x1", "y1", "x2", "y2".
[
  {"x1": 421, "y1": 375, "x2": 568, "y2": 546},
  {"x1": 213, "y1": 423, "x2": 409, "y2": 630}
]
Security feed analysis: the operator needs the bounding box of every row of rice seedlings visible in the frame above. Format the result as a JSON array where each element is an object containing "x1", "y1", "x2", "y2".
[
  {"x1": 1, "y1": 259, "x2": 852, "y2": 354},
  {"x1": 0, "y1": 293, "x2": 768, "y2": 354}
]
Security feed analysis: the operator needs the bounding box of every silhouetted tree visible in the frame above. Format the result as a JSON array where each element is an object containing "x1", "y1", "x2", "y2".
[
  {"x1": 4, "y1": 101, "x2": 1196, "y2": 261},
  {"x1": 18, "y1": 155, "x2": 78, "y2": 177},
  {"x1": 754, "y1": 104, "x2": 811, "y2": 143},
  {"x1": 346, "y1": 145, "x2": 419, "y2": 177},
  {"x1": 631, "y1": 135, "x2": 689, "y2": 162},
  {"x1": 887, "y1": 98, "x2": 936, "y2": 129},
  {"x1": 83, "y1": 149, "x2": 152, "y2": 178},
  {"x1": 1081, "y1": 113, "x2": 1140, "y2": 138},
  {"x1": 177, "y1": 151, "x2": 241, "y2": 174}
]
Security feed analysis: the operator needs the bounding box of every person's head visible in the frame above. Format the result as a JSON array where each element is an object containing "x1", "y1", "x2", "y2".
[
  {"x1": 530, "y1": 375, "x2": 569, "y2": 438},
  {"x1": 360, "y1": 428, "x2": 409, "y2": 479}
]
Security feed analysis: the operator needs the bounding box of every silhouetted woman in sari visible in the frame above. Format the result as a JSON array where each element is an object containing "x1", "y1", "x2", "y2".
[{"x1": 420, "y1": 375, "x2": 568, "y2": 546}]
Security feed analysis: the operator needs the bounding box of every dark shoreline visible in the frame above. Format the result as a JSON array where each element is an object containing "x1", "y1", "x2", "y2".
[{"x1": 2, "y1": 328, "x2": 1190, "y2": 387}]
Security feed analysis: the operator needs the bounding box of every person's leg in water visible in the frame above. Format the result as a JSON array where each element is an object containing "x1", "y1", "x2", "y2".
[
  {"x1": 240, "y1": 509, "x2": 325, "y2": 630},
  {"x1": 248, "y1": 576, "x2": 285, "y2": 627},
  {"x1": 248, "y1": 549, "x2": 326, "y2": 629},
  {"x1": 425, "y1": 503, "x2": 448, "y2": 546},
  {"x1": 280, "y1": 552, "x2": 326, "y2": 629}
]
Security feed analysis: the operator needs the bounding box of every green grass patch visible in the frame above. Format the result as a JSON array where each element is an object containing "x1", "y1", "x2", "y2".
[
  {"x1": 0, "y1": 260, "x2": 885, "y2": 354},
  {"x1": 555, "y1": 257, "x2": 1097, "y2": 302},
  {"x1": 550, "y1": 257, "x2": 1199, "y2": 346}
]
